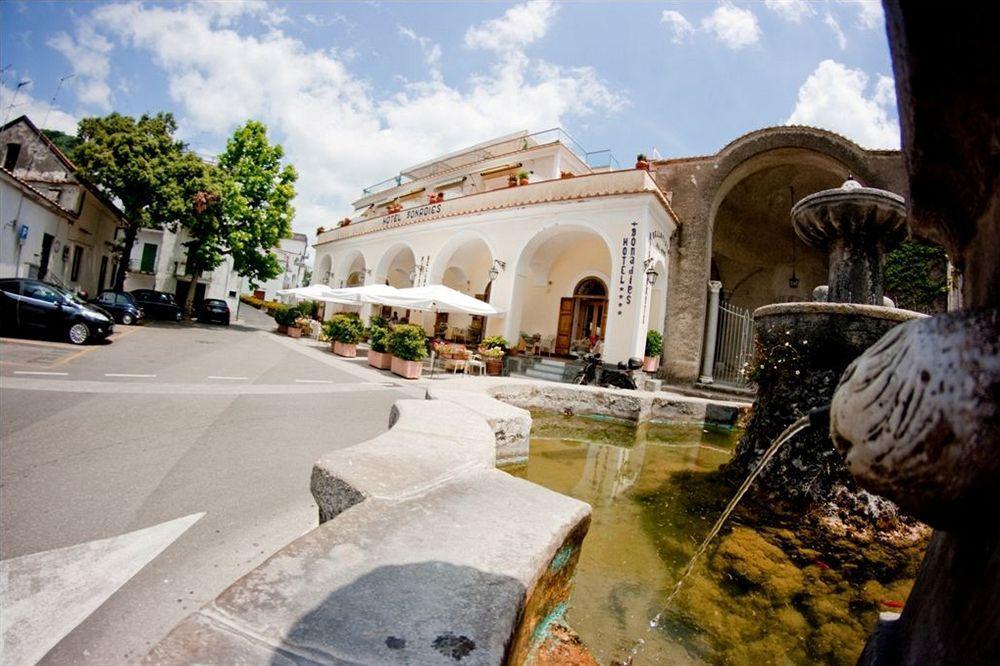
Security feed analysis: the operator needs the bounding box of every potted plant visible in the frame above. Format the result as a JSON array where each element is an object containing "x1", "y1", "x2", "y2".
[
  {"x1": 508, "y1": 174, "x2": 518, "y2": 187},
  {"x1": 481, "y1": 346, "x2": 505, "y2": 375},
  {"x1": 518, "y1": 171, "x2": 530, "y2": 186},
  {"x1": 294, "y1": 316, "x2": 314, "y2": 338},
  {"x1": 435, "y1": 192, "x2": 444, "y2": 202},
  {"x1": 560, "y1": 170, "x2": 575, "y2": 179},
  {"x1": 635, "y1": 153, "x2": 650, "y2": 171},
  {"x1": 274, "y1": 304, "x2": 299, "y2": 335},
  {"x1": 387, "y1": 324, "x2": 428, "y2": 379},
  {"x1": 325, "y1": 313, "x2": 364, "y2": 357},
  {"x1": 366, "y1": 316, "x2": 392, "y2": 368},
  {"x1": 316, "y1": 226, "x2": 326, "y2": 234},
  {"x1": 644, "y1": 329, "x2": 663, "y2": 372}
]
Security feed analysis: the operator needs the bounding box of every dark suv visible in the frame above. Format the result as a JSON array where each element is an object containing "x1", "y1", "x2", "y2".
[
  {"x1": 197, "y1": 298, "x2": 231, "y2": 325},
  {"x1": 91, "y1": 290, "x2": 144, "y2": 325},
  {"x1": 0, "y1": 278, "x2": 114, "y2": 344},
  {"x1": 131, "y1": 289, "x2": 183, "y2": 321}
]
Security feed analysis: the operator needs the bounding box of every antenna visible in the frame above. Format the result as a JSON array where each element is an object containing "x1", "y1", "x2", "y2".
[
  {"x1": 39, "y1": 74, "x2": 74, "y2": 131},
  {"x1": 2, "y1": 79, "x2": 32, "y2": 126}
]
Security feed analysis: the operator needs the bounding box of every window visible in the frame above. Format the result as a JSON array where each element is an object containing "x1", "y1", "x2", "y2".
[
  {"x1": 70, "y1": 245, "x2": 84, "y2": 282},
  {"x1": 140, "y1": 243, "x2": 158, "y2": 273},
  {"x1": 23, "y1": 283, "x2": 62, "y2": 303},
  {"x1": 3, "y1": 143, "x2": 21, "y2": 171},
  {"x1": 115, "y1": 293, "x2": 134, "y2": 306},
  {"x1": 99, "y1": 292, "x2": 115, "y2": 304}
]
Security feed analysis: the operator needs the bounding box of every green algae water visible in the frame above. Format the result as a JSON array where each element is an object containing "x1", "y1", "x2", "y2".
[{"x1": 507, "y1": 412, "x2": 926, "y2": 665}]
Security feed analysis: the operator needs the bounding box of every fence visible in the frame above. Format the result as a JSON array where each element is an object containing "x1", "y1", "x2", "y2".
[{"x1": 712, "y1": 301, "x2": 755, "y2": 389}]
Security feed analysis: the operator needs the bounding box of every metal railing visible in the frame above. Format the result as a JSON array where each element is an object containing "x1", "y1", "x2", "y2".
[{"x1": 712, "y1": 301, "x2": 755, "y2": 389}]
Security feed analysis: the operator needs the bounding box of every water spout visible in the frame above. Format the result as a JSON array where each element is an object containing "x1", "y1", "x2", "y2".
[{"x1": 616, "y1": 407, "x2": 829, "y2": 665}]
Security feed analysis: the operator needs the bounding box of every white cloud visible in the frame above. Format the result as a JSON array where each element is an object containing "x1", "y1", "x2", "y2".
[
  {"x1": 824, "y1": 12, "x2": 847, "y2": 50},
  {"x1": 0, "y1": 82, "x2": 78, "y2": 133},
  {"x1": 463, "y1": 0, "x2": 558, "y2": 53},
  {"x1": 660, "y1": 10, "x2": 695, "y2": 44},
  {"x1": 701, "y1": 3, "x2": 761, "y2": 50},
  {"x1": 46, "y1": 22, "x2": 114, "y2": 110},
  {"x1": 398, "y1": 25, "x2": 442, "y2": 80},
  {"x1": 86, "y1": 1, "x2": 624, "y2": 240},
  {"x1": 786, "y1": 59, "x2": 899, "y2": 149},
  {"x1": 764, "y1": 0, "x2": 813, "y2": 23},
  {"x1": 838, "y1": 0, "x2": 884, "y2": 29}
]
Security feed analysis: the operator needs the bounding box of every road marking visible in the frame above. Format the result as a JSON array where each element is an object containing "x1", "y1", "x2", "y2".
[
  {"x1": 0, "y1": 512, "x2": 204, "y2": 666},
  {"x1": 12, "y1": 370, "x2": 69, "y2": 376},
  {"x1": 207, "y1": 375, "x2": 249, "y2": 380},
  {"x1": 294, "y1": 379, "x2": 333, "y2": 384},
  {"x1": 105, "y1": 373, "x2": 157, "y2": 378}
]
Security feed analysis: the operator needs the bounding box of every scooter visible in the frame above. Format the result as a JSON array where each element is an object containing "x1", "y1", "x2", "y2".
[{"x1": 573, "y1": 353, "x2": 643, "y2": 390}]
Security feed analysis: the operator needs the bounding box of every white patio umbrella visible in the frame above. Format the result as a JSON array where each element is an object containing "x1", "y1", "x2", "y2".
[
  {"x1": 325, "y1": 284, "x2": 403, "y2": 304},
  {"x1": 368, "y1": 284, "x2": 504, "y2": 315},
  {"x1": 275, "y1": 284, "x2": 343, "y2": 301}
]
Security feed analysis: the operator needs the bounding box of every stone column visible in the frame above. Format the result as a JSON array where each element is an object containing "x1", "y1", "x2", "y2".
[
  {"x1": 826, "y1": 236, "x2": 885, "y2": 305},
  {"x1": 698, "y1": 281, "x2": 722, "y2": 383}
]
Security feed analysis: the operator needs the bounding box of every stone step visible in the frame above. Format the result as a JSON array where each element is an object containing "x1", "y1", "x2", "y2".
[{"x1": 523, "y1": 368, "x2": 567, "y2": 382}]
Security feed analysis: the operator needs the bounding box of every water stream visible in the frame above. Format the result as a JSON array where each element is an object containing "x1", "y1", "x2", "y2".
[{"x1": 617, "y1": 414, "x2": 813, "y2": 665}]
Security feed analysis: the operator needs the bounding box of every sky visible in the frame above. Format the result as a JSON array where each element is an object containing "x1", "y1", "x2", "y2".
[{"x1": 1, "y1": 0, "x2": 899, "y2": 247}]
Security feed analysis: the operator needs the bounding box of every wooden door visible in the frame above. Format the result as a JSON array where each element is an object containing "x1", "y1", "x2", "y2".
[{"x1": 555, "y1": 297, "x2": 574, "y2": 355}]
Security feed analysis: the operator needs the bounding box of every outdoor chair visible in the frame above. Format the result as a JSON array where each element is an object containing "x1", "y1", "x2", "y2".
[
  {"x1": 539, "y1": 335, "x2": 554, "y2": 356},
  {"x1": 466, "y1": 353, "x2": 486, "y2": 376}
]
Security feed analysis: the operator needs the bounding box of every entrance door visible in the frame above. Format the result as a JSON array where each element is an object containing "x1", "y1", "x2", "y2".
[
  {"x1": 38, "y1": 233, "x2": 55, "y2": 281},
  {"x1": 98, "y1": 255, "x2": 109, "y2": 291},
  {"x1": 555, "y1": 297, "x2": 574, "y2": 355}
]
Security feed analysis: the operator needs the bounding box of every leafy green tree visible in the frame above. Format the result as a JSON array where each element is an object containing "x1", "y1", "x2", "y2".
[
  {"x1": 41, "y1": 129, "x2": 81, "y2": 162},
  {"x1": 885, "y1": 239, "x2": 949, "y2": 314},
  {"x1": 218, "y1": 120, "x2": 297, "y2": 289},
  {"x1": 74, "y1": 113, "x2": 188, "y2": 290}
]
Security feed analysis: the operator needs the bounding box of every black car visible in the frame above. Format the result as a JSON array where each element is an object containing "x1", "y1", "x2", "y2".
[
  {"x1": 0, "y1": 278, "x2": 114, "y2": 345},
  {"x1": 91, "y1": 290, "x2": 144, "y2": 325},
  {"x1": 131, "y1": 289, "x2": 183, "y2": 321},
  {"x1": 196, "y1": 298, "x2": 230, "y2": 325}
]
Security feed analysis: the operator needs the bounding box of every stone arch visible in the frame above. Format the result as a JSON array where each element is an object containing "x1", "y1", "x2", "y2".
[
  {"x1": 316, "y1": 253, "x2": 333, "y2": 286},
  {"x1": 337, "y1": 249, "x2": 366, "y2": 288},
  {"x1": 428, "y1": 231, "x2": 496, "y2": 295},
  {"x1": 374, "y1": 242, "x2": 417, "y2": 287}
]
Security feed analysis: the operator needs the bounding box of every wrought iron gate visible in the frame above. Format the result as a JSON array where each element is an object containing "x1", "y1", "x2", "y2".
[{"x1": 712, "y1": 301, "x2": 755, "y2": 389}]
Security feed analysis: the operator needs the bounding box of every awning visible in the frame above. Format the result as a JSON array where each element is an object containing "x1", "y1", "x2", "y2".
[{"x1": 368, "y1": 285, "x2": 504, "y2": 316}]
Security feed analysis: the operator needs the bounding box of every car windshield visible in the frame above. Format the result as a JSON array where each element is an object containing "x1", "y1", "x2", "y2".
[
  {"x1": 49, "y1": 284, "x2": 88, "y2": 306},
  {"x1": 205, "y1": 300, "x2": 226, "y2": 306}
]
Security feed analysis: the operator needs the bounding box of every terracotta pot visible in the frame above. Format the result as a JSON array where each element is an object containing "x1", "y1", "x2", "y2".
[
  {"x1": 508, "y1": 179, "x2": 517, "y2": 188},
  {"x1": 519, "y1": 177, "x2": 529, "y2": 186},
  {"x1": 643, "y1": 356, "x2": 660, "y2": 373},
  {"x1": 287, "y1": 326, "x2": 302, "y2": 339},
  {"x1": 277, "y1": 324, "x2": 288, "y2": 334},
  {"x1": 368, "y1": 349, "x2": 393, "y2": 369},
  {"x1": 636, "y1": 160, "x2": 649, "y2": 171},
  {"x1": 391, "y1": 355, "x2": 423, "y2": 379},
  {"x1": 333, "y1": 341, "x2": 357, "y2": 357},
  {"x1": 485, "y1": 358, "x2": 504, "y2": 376}
]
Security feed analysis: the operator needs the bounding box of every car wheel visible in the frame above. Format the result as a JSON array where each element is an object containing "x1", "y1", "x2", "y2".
[
  {"x1": 175, "y1": 311, "x2": 182, "y2": 322},
  {"x1": 68, "y1": 322, "x2": 90, "y2": 345},
  {"x1": 122, "y1": 313, "x2": 134, "y2": 325}
]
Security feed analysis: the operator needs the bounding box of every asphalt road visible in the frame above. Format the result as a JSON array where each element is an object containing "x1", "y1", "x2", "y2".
[{"x1": 0, "y1": 306, "x2": 419, "y2": 664}]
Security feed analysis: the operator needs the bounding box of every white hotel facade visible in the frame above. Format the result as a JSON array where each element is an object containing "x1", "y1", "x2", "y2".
[{"x1": 313, "y1": 130, "x2": 677, "y2": 364}]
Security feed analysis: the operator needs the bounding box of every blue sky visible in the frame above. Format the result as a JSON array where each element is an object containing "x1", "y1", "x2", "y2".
[{"x1": 1, "y1": 1, "x2": 898, "y2": 240}]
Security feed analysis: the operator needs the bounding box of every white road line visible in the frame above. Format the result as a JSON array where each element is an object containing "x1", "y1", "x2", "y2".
[
  {"x1": 105, "y1": 373, "x2": 157, "y2": 378},
  {"x1": 207, "y1": 375, "x2": 249, "y2": 380},
  {"x1": 12, "y1": 371, "x2": 69, "y2": 376},
  {"x1": 294, "y1": 379, "x2": 333, "y2": 384}
]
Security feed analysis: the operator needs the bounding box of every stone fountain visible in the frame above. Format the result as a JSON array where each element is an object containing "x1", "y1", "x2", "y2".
[{"x1": 723, "y1": 179, "x2": 924, "y2": 525}]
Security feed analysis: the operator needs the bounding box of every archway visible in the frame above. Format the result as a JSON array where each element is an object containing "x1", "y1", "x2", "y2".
[
  {"x1": 316, "y1": 254, "x2": 333, "y2": 286},
  {"x1": 341, "y1": 251, "x2": 366, "y2": 288},
  {"x1": 375, "y1": 243, "x2": 416, "y2": 288},
  {"x1": 508, "y1": 225, "x2": 614, "y2": 356},
  {"x1": 430, "y1": 234, "x2": 494, "y2": 342}
]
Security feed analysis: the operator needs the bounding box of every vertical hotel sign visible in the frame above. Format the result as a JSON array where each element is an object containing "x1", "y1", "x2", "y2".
[{"x1": 617, "y1": 221, "x2": 638, "y2": 316}]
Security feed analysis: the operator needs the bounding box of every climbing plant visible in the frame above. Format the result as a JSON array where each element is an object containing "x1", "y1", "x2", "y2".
[{"x1": 884, "y1": 239, "x2": 948, "y2": 314}]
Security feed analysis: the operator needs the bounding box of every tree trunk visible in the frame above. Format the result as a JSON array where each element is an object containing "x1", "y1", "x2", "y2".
[
  {"x1": 112, "y1": 225, "x2": 139, "y2": 292},
  {"x1": 183, "y1": 261, "x2": 200, "y2": 319}
]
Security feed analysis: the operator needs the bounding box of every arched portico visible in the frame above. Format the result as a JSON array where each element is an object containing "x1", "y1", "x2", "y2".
[
  {"x1": 374, "y1": 243, "x2": 416, "y2": 288},
  {"x1": 428, "y1": 233, "x2": 495, "y2": 340},
  {"x1": 316, "y1": 254, "x2": 333, "y2": 286}
]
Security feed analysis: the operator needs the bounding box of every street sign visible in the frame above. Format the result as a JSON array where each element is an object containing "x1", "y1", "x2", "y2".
[{"x1": 18, "y1": 224, "x2": 28, "y2": 244}]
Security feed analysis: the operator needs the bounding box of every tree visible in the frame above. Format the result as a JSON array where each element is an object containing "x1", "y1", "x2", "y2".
[
  {"x1": 75, "y1": 113, "x2": 188, "y2": 290},
  {"x1": 41, "y1": 129, "x2": 81, "y2": 163},
  {"x1": 885, "y1": 239, "x2": 949, "y2": 314},
  {"x1": 218, "y1": 120, "x2": 297, "y2": 289}
]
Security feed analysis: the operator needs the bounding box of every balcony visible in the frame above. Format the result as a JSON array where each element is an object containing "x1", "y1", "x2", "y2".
[{"x1": 318, "y1": 169, "x2": 668, "y2": 245}]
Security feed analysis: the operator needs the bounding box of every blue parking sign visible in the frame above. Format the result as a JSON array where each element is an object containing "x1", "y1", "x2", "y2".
[{"x1": 18, "y1": 224, "x2": 28, "y2": 243}]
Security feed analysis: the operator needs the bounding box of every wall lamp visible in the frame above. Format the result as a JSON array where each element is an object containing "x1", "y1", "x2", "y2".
[
  {"x1": 488, "y1": 259, "x2": 507, "y2": 282},
  {"x1": 644, "y1": 258, "x2": 659, "y2": 285}
]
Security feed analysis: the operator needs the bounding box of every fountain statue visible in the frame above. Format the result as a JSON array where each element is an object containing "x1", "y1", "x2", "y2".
[{"x1": 723, "y1": 178, "x2": 924, "y2": 526}]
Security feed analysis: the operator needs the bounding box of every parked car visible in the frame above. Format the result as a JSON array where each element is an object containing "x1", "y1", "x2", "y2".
[
  {"x1": 197, "y1": 298, "x2": 230, "y2": 325},
  {"x1": 131, "y1": 289, "x2": 183, "y2": 321},
  {"x1": 91, "y1": 290, "x2": 144, "y2": 325},
  {"x1": 0, "y1": 278, "x2": 114, "y2": 345}
]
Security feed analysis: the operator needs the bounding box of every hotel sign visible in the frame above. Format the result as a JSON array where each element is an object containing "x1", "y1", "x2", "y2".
[
  {"x1": 617, "y1": 221, "x2": 638, "y2": 316},
  {"x1": 383, "y1": 202, "x2": 443, "y2": 226}
]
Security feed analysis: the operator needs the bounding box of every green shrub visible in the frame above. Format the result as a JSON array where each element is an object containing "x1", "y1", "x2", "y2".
[
  {"x1": 367, "y1": 315, "x2": 389, "y2": 352},
  {"x1": 481, "y1": 335, "x2": 509, "y2": 350},
  {"x1": 324, "y1": 313, "x2": 364, "y2": 344},
  {"x1": 387, "y1": 324, "x2": 428, "y2": 361},
  {"x1": 645, "y1": 329, "x2": 663, "y2": 357},
  {"x1": 297, "y1": 299, "x2": 318, "y2": 317},
  {"x1": 274, "y1": 304, "x2": 299, "y2": 326}
]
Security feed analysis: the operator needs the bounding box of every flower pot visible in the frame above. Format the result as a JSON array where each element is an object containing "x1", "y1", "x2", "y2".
[
  {"x1": 391, "y1": 355, "x2": 423, "y2": 379},
  {"x1": 519, "y1": 177, "x2": 529, "y2": 186},
  {"x1": 636, "y1": 160, "x2": 649, "y2": 171},
  {"x1": 643, "y1": 355, "x2": 660, "y2": 372},
  {"x1": 508, "y1": 179, "x2": 517, "y2": 188},
  {"x1": 277, "y1": 324, "x2": 288, "y2": 334},
  {"x1": 287, "y1": 326, "x2": 302, "y2": 338},
  {"x1": 485, "y1": 358, "x2": 503, "y2": 376},
  {"x1": 333, "y1": 341, "x2": 357, "y2": 357},
  {"x1": 368, "y1": 349, "x2": 393, "y2": 369}
]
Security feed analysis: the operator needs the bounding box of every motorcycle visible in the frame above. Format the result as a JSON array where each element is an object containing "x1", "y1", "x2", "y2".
[{"x1": 573, "y1": 353, "x2": 643, "y2": 390}]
